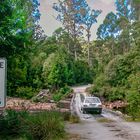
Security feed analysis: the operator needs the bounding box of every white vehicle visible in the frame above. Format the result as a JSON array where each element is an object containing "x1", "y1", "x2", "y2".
[{"x1": 80, "y1": 95, "x2": 102, "y2": 114}]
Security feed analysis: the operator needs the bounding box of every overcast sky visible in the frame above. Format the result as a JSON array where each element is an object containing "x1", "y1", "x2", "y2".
[{"x1": 39, "y1": 0, "x2": 116, "y2": 40}]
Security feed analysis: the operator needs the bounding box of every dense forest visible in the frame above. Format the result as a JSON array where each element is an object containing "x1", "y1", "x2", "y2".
[{"x1": 0, "y1": 0, "x2": 140, "y2": 119}]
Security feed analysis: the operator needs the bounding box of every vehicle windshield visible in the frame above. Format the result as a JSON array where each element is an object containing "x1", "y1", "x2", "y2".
[{"x1": 85, "y1": 98, "x2": 100, "y2": 103}]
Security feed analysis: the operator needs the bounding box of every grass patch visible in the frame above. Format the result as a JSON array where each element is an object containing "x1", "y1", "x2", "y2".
[
  {"x1": 97, "y1": 117, "x2": 114, "y2": 123},
  {"x1": 124, "y1": 116, "x2": 140, "y2": 122},
  {"x1": 69, "y1": 115, "x2": 80, "y2": 123},
  {"x1": 0, "y1": 110, "x2": 65, "y2": 140},
  {"x1": 0, "y1": 110, "x2": 29, "y2": 138},
  {"x1": 25, "y1": 111, "x2": 65, "y2": 140}
]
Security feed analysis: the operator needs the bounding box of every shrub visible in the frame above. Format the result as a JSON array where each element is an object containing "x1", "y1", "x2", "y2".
[
  {"x1": 100, "y1": 85, "x2": 112, "y2": 99},
  {"x1": 43, "y1": 51, "x2": 93, "y2": 89},
  {"x1": 16, "y1": 87, "x2": 35, "y2": 99},
  {"x1": 90, "y1": 74, "x2": 106, "y2": 96},
  {"x1": 0, "y1": 110, "x2": 29, "y2": 138},
  {"x1": 105, "y1": 55, "x2": 127, "y2": 86},
  {"x1": 95, "y1": 74, "x2": 106, "y2": 87},
  {"x1": 105, "y1": 50, "x2": 140, "y2": 87},
  {"x1": 53, "y1": 93, "x2": 63, "y2": 102},
  {"x1": 25, "y1": 111, "x2": 65, "y2": 140},
  {"x1": 59, "y1": 85, "x2": 73, "y2": 95},
  {"x1": 126, "y1": 90, "x2": 140, "y2": 120},
  {"x1": 0, "y1": 110, "x2": 65, "y2": 140},
  {"x1": 74, "y1": 60, "x2": 93, "y2": 84},
  {"x1": 89, "y1": 85, "x2": 100, "y2": 96},
  {"x1": 53, "y1": 86, "x2": 72, "y2": 102},
  {"x1": 126, "y1": 73, "x2": 140, "y2": 120},
  {"x1": 107, "y1": 87, "x2": 126, "y2": 101}
]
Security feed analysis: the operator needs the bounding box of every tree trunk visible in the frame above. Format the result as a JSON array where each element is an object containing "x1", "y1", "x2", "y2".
[
  {"x1": 74, "y1": 43, "x2": 77, "y2": 61},
  {"x1": 73, "y1": 22, "x2": 77, "y2": 61},
  {"x1": 87, "y1": 44, "x2": 90, "y2": 65},
  {"x1": 87, "y1": 29, "x2": 91, "y2": 66},
  {"x1": 111, "y1": 41, "x2": 115, "y2": 56}
]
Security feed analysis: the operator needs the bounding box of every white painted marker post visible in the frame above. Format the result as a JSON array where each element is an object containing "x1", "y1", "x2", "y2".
[{"x1": 0, "y1": 58, "x2": 6, "y2": 108}]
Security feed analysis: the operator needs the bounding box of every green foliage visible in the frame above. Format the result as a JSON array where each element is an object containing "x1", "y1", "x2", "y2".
[
  {"x1": 74, "y1": 60, "x2": 93, "y2": 84},
  {"x1": 107, "y1": 87, "x2": 125, "y2": 101},
  {"x1": 53, "y1": 93, "x2": 63, "y2": 102},
  {"x1": 125, "y1": 72, "x2": 140, "y2": 119},
  {"x1": 0, "y1": 110, "x2": 29, "y2": 138},
  {"x1": 0, "y1": 110, "x2": 65, "y2": 140},
  {"x1": 91, "y1": 86, "x2": 123, "y2": 101},
  {"x1": 25, "y1": 111, "x2": 65, "y2": 140},
  {"x1": 105, "y1": 49, "x2": 140, "y2": 87},
  {"x1": 92, "y1": 44, "x2": 140, "y2": 104},
  {"x1": 105, "y1": 55, "x2": 128, "y2": 86},
  {"x1": 94, "y1": 74, "x2": 106, "y2": 87},
  {"x1": 90, "y1": 74, "x2": 106, "y2": 97},
  {"x1": 127, "y1": 72, "x2": 140, "y2": 90},
  {"x1": 53, "y1": 85, "x2": 72, "y2": 102},
  {"x1": 43, "y1": 48, "x2": 75, "y2": 89},
  {"x1": 58, "y1": 85, "x2": 73, "y2": 95},
  {"x1": 43, "y1": 47, "x2": 93, "y2": 90},
  {"x1": 16, "y1": 87, "x2": 36, "y2": 99},
  {"x1": 126, "y1": 90, "x2": 140, "y2": 120}
]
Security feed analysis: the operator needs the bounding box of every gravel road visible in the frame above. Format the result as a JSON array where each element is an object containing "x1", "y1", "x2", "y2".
[{"x1": 66, "y1": 85, "x2": 140, "y2": 140}]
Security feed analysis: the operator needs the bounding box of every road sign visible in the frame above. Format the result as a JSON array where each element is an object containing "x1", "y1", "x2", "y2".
[{"x1": 0, "y1": 58, "x2": 6, "y2": 108}]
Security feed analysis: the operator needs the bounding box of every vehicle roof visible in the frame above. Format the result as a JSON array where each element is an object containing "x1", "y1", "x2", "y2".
[
  {"x1": 85, "y1": 96, "x2": 100, "y2": 99},
  {"x1": 83, "y1": 96, "x2": 101, "y2": 103}
]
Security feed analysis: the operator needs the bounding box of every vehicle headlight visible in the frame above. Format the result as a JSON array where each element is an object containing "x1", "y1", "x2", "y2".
[{"x1": 83, "y1": 105, "x2": 88, "y2": 107}]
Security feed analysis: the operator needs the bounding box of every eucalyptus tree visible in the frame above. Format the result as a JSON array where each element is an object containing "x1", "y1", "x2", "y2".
[
  {"x1": 52, "y1": 27, "x2": 73, "y2": 53},
  {"x1": 97, "y1": 0, "x2": 134, "y2": 40},
  {"x1": 97, "y1": 12, "x2": 119, "y2": 40},
  {"x1": 97, "y1": 0, "x2": 136, "y2": 54},
  {"x1": 115, "y1": 0, "x2": 136, "y2": 52},
  {"x1": 53, "y1": 0, "x2": 89, "y2": 60},
  {"x1": 81, "y1": 9, "x2": 101, "y2": 65}
]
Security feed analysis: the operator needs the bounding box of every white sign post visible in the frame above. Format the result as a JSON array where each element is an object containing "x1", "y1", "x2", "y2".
[{"x1": 0, "y1": 58, "x2": 6, "y2": 108}]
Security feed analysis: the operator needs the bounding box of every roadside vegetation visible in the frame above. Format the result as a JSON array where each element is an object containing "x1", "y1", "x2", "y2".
[
  {"x1": 97, "y1": 118, "x2": 114, "y2": 123},
  {"x1": 0, "y1": 110, "x2": 65, "y2": 140}
]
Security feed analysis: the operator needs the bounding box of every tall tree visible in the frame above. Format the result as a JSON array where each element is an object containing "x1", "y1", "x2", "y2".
[
  {"x1": 97, "y1": 12, "x2": 119, "y2": 40},
  {"x1": 97, "y1": 0, "x2": 136, "y2": 53},
  {"x1": 82, "y1": 9, "x2": 101, "y2": 65},
  {"x1": 53, "y1": 0, "x2": 88, "y2": 60}
]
